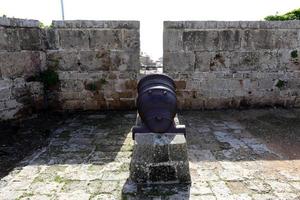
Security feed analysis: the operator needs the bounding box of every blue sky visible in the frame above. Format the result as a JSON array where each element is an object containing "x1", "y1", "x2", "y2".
[{"x1": 1, "y1": 0, "x2": 300, "y2": 60}]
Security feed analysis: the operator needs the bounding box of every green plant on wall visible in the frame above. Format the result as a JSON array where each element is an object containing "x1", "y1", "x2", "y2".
[
  {"x1": 291, "y1": 50, "x2": 298, "y2": 58},
  {"x1": 85, "y1": 78, "x2": 108, "y2": 91},
  {"x1": 40, "y1": 69, "x2": 60, "y2": 89},
  {"x1": 290, "y1": 50, "x2": 299, "y2": 64},
  {"x1": 86, "y1": 82, "x2": 97, "y2": 91},
  {"x1": 265, "y1": 8, "x2": 300, "y2": 21},
  {"x1": 275, "y1": 79, "x2": 286, "y2": 89}
]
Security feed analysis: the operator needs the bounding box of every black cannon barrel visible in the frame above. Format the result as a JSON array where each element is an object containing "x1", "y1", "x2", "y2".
[{"x1": 137, "y1": 74, "x2": 177, "y2": 133}]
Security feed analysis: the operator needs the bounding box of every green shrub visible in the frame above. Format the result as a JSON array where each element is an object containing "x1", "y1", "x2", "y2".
[
  {"x1": 275, "y1": 79, "x2": 285, "y2": 89},
  {"x1": 85, "y1": 78, "x2": 108, "y2": 91},
  {"x1": 86, "y1": 82, "x2": 97, "y2": 91},
  {"x1": 40, "y1": 69, "x2": 59, "y2": 89},
  {"x1": 265, "y1": 8, "x2": 300, "y2": 21},
  {"x1": 291, "y1": 50, "x2": 298, "y2": 58}
]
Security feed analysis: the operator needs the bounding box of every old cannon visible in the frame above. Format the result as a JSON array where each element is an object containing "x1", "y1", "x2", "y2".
[{"x1": 132, "y1": 74, "x2": 186, "y2": 139}]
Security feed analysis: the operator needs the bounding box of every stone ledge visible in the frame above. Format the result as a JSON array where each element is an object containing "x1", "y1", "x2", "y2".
[
  {"x1": 51, "y1": 20, "x2": 140, "y2": 29},
  {"x1": 164, "y1": 20, "x2": 300, "y2": 29},
  {"x1": 0, "y1": 17, "x2": 40, "y2": 28}
]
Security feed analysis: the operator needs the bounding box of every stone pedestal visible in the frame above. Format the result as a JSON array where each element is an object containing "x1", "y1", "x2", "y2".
[{"x1": 129, "y1": 116, "x2": 191, "y2": 184}]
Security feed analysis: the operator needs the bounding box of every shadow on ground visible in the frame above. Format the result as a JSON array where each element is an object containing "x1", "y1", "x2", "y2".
[
  {"x1": 0, "y1": 108, "x2": 300, "y2": 199},
  {"x1": 0, "y1": 111, "x2": 136, "y2": 179},
  {"x1": 179, "y1": 108, "x2": 300, "y2": 163}
]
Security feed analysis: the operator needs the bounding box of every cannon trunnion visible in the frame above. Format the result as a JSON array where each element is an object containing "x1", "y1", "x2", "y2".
[{"x1": 132, "y1": 74, "x2": 186, "y2": 139}]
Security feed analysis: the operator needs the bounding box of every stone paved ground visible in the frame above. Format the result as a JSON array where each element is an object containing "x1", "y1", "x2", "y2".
[{"x1": 0, "y1": 109, "x2": 300, "y2": 200}]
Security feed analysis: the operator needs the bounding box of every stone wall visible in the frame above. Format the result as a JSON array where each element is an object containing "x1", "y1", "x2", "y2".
[
  {"x1": 164, "y1": 21, "x2": 300, "y2": 109},
  {"x1": 46, "y1": 20, "x2": 140, "y2": 110},
  {"x1": 0, "y1": 18, "x2": 140, "y2": 120},
  {"x1": 0, "y1": 18, "x2": 45, "y2": 120}
]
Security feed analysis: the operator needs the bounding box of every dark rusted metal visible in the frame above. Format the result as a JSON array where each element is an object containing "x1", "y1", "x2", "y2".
[{"x1": 132, "y1": 74, "x2": 186, "y2": 139}]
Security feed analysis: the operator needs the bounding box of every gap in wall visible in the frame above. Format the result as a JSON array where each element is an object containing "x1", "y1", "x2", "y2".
[{"x1": 139, "y1": 20, "x2": 163, "y2": 75}]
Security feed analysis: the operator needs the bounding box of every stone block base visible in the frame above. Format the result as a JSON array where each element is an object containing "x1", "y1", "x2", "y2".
[{"x1": 129, "y1": 131, "x2": 191, "y2": 184}]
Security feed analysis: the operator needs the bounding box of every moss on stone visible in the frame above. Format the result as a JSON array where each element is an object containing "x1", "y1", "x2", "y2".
[
  {"x1": 275, "y1": 79, "x2": 285, "y2": 89},
  {"x1": 32, "y1": 176, "x2": 45, "y2": 183},
  {"x1": 54, "y1": 175, "x2": 65, "y2": 183},
  {"x1": 40, "y1": 69, "x2": 60, "y2": 89},
  {"x1": 291, "y1": 50, "x2": 298, "y2": 59},
  {"x1": 85, "y1": 78, "x2": 108, "y2": 91},
  {"x1": 58, "y1": 130, "x2": 71, "y2": 139}
]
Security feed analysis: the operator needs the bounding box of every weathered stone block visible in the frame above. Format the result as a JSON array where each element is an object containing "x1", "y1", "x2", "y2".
[
  {"x1": 110, "y1": 50, "x2": 139, "y2": 71},
  {"x1": 0, "y1": 17, "x2": 40, "y2": 27},
  {"x1": 121, "y1": 29, "x2": 139, "y2": 50},
  {"x1": 5, "y1": 99, "x2": 22, "y2": 109},
  {"x1": 132, "y1": 144, "x2": 154, "y2": 163},
  {"x1": 174, "y1": 80, "x2": 186, "y2": 90},
  {"x1": 119, "y1": 98, "x2": 135, "y2": 109},
  {"x1": 62, "y1": 100, "x2": 83, "y2": 110},
  {"x1": 229, "y1": 51, "x2": 261, "y2": 71},
  {"x1": 0, "y1": 51, "x2": 42, "y2": 79},
  {"x1": 176, "y1": 161, "x2": 191, "y2": 183},
  {"x1": 149, "y1": 165, "x2": 176, "y2": 182},
  {"x1": 273, "y1": 30, "x2": 299, "y2": 49},
  {"x1": 79, "y1": 50, "x2": 111, "y2": 71},
  {"x1": 47, "y1": 50, "x2": 79, "y2": 71},
  {"x1": 44, "y1": 29, "x2": 59, "y2": 49},
  {"x1": 164, "y1": 51, "x2": 195, "y2": 72},
  {"x1": 183, "y1": 30, "x2": 218, "y2": 51},
  {"x1": 130, "y1": 127, "x2": 191, "y2": 184},
  {"x1": 60, "y1": 79, "x2": 84, "y2": 92},
  {"x1": 0, "y1": 107, "x2": 21, "y2": 120},
  {"x1": 129, "y1": 162, "x2": 148, "y2": 183},
  {"x1": 0, "y1": 80, "x2": 12, "y2": 100},
  {"x1": 18, "y1": 28, "x2": 42, "y2": 50},
  {"x1": 277, "y1": 49, "x2": 300, "y2": 71},
  {"x1": 195, "y1": 52, "x2": 231, "y2": 72},
  {"x1": 218, "y1": 30, "x2": 241, "y2": 50},
  {"x1": 89, "y1": 29, "x2": 122, "y2": 50},
  {"x1": 58, "y1": 29, "x2": 89, "y2": 49},
  {"x1": 241, "y1": 29, "x2": 299, "y2": 50},
  {"x1": 163, "y1": 29, "x2": 183, "y2": 51},
  {"x1": 0, "y1": 28, "x2": 20, "y2": 51},
  {"x1": 182, "y1": 30, "x2": 240, "y2": 51},
  {"x1": 52, "y1": 20, "x2": 139, "y2": 29}
]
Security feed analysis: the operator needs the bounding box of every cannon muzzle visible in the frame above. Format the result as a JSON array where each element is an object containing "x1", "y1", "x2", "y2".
[{"x1": 132, "y1": 74, "x2": 185, "y2": 139}]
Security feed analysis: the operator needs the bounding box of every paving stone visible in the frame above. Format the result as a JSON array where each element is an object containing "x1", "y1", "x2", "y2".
[
  {"x1": 209, "y1": 181, "x2": 232, "y2": 199},
  {"x1": 101, "y1": 171, "x2": 129, "y2": 181},
  {"x1": 213, "y1": 131, "x2": 248, "y2": 149},
  {"x1": 218, "y1": 169, "x2": 255, "y2": 181},
  {"x1": 61, "y1": 180, "x2": 88, "y2": 192},
  {"x1": 189, "y1": 195, "x2": 217, "y2": 200},
  {"x1": 4, "y1": 179, "x2": 32, "y2": 191},
  {"x1": 90, "y1": 194, "x2": 117, "y2": 200},
  {"x1": 274, "y1": 192, "x2": 300, "y2": 200},
  {"x1": 196, "y1": 169, "x2": 220, "y2": 181},
  {"x1": 224, "y1": 121, "x2": 245, "y2": 130},
  {"x1": 226, "y1": 181, "x2": 251, "y2": 194},
  {"x1": 265, "y1": 180, "x2": 295, "y2": 193},
  {"x1": 289, "y1": 181, "x2": 300, "y2": 191},
  {"x1": 190, "y1": 181, "x2": 213, "y2": 195},
  {"x1": 279, "y1": 170, "x2": 300, "y2": 181},
  {"x1": 1, "y1": 110, "x2": 300, "y2": 199},
  {"x1": 56, "y1": 191, "x2": 91, "y2": 200},
  {"x1": 227, "y1": 194, "x2": 252, "y2": 200},
  {"x1": 88, "y1": 180, "x2": 119, "y2": 194},
  {"x1": 252, "y1": 193, "x2": 278, "y2": 200},
  {"x1": 29, "y1": 181, "x2": 63, "y2": 194},
  {"x1": 244, "y1": 180, "x2": 272, "y2": 194},
  {"x1": 62, "y1": 165, "x2": 95, "y2": 180},
  {"x1": 0, "y1": 190, "x2": 24, "y2": 200}
]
